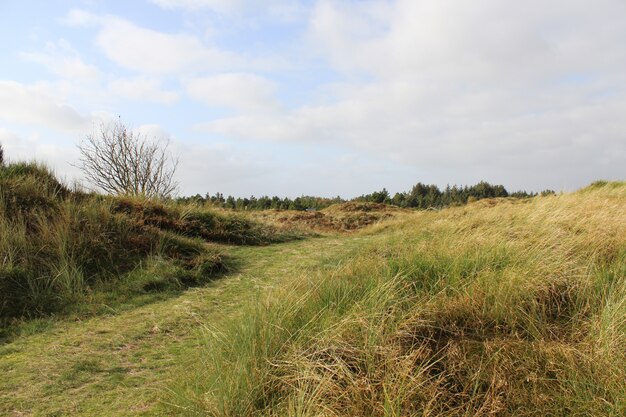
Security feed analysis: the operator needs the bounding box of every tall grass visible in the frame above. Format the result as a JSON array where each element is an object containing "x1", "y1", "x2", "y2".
[
  {"x1": 168, "y1": 182, "x2": 626, "y2": 416},
  {"x1": 0, "y1": 171, "x2": 162, "y2": 319},
  {"x1": 0, "y1": 161, "x2": 297, "y2": 323}
]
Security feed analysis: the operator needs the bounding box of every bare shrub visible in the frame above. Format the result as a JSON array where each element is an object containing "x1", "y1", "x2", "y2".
[{"x1": 78, "y1": 119, "x2": 178, "y2": 198}]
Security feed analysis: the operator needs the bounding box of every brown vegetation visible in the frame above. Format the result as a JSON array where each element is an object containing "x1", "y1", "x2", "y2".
[
  {"x1": 169, "y1": 181, "x2": 626, "y2": 416},
  {"x1": 251, "y1": 201, "x2": 407, "y2": 233}
]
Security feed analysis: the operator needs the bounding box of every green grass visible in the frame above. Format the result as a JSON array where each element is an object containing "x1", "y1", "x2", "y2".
[
  {"x1": 166, "y1": 181, "x2": 626, "y2": 416},
  {"x1": 0, "y1": 161, "x2": 300, "y2": 326},
  {"x1": 0, "y1": 235, "x2": 371, "y2": 416},
  {"x1": 1, "y1": 176, "x2": 624, "y2": 416}
]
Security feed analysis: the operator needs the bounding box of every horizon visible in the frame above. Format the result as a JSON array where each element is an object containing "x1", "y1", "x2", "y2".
[{"x1": 1, "y1": 0, "x2": 625, "y2": 198}]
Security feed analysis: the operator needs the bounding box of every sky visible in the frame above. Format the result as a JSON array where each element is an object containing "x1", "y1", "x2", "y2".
[{"x1": 1, "y1": 0, "x2": 625, "y2": 198}]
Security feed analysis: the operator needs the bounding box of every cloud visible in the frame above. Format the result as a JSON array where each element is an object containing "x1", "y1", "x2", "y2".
[
  {"x1": 96, "y1": 18, "x2": 238, "y2": 74},
  {"x1": 175, "y1": 142, "x2": 276, "y2": 195},
  {"x1": 197, "y1": 77, "x2": 626, "y2": 190},
  {"x1": 0, "y1": 129, "x2": 27, "y2": 159},
  {"x1": 0, "y1": 128, "x2": 83, "y2": 180},
  {"x1": 194, "y1": 0, "x2": 626, "y2": 191},
  {"x1": 149, "y1": 0, "x2": 306, "y2": 21},
  {"x1": 62, "y1": 9, "x2": 101, "y2": 27},
  {"x1": 184, "y1": 73, "x2": 279, "y2": 111},
  {"x1": 21, "y1": 39, "x2": 100, "y2": 80},
  {"x1": 0, "y1": 80, "x2": 94, "y2": 132},
  {"x1": 62, "y1": 9, "x2": 291, "y2": 74},
  {"x1": 308, "y1": 0, "x2": 626, "y2": 81},
  {"x1": 62, "y1": 10, "x2": 242, "y2": 74},
  {"x1": 150, "y1": 0, "x2": 242, "y2": 13},
  {"x1": 108, "y1": 77, "x2": 179, "y2": 104},
  {"x1": 28, "y1": 1, "x2": 624, "y2": 194}
]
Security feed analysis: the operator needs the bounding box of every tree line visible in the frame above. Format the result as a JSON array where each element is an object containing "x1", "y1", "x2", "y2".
[
  {"x1": 178, "y1": 193, "x2": 345, "y2": 211},
  {"x1": 178, "y1": 181, "x2": 556, "y2": 211},
  {"x1": 355, "y1": 181, "x2": 555, "y2": 209}
]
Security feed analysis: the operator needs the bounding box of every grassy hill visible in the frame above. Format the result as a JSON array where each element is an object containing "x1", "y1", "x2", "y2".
[
  {"x1": 0, "y1": 161, "x2": 299, "y2": 331},
  {"x1": 167, "y1": 181, "x2": 626, "y2": 416},
  {"x1": 0, "y1": 165, "x2": 624, "y2": 416}
]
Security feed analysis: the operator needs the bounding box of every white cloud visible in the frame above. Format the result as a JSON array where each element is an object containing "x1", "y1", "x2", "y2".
[
  {"x1": 21, "y1": 39, "x2": 100, "y2": 80},
  {"x1": 62, "y1": 10, "x2": 241, "y2": 74},
  {"x1": 95, "y1": 18, "x2": 238, "y2": 74},
  {"x1": 132, "y1": 124, "x2": 173, "y2": 143},
  {"x1": 0, "y1": 80, "x2": 94, "y2": 132},
  {"x1": 108, "y1": 77, "x2": 179, "y2": 104},
  {"x1": 150, "y1": 0, "x2": 306, "y2": 21},
  {"x1": 62, "y1": 9, "x2": 101, "y2": 27},
  {"x1": 62, "y1": 10, "x2": 288, "y2": 76},
  {"x1": 194, "y1": 0, "x2": 626, "y2": 191},
  {"x1": 62, "y1": 9, "x2": 289, "y2": 74},
  {"x1": 29, "y1": 1, "x2": 625, "y2": 193},
  {"x1": 150, "y1": 0, "x2": 242, "y2": 13},
  {"x1": 184, "y1": 73, "x2": 279, "y2": 111},
  {"x1": 0, "y1": 128, "x2": 83, "y2": 181},
  {"x1": 308, "y1": 0, "x2": 626, "y2": 81},
  {"x1": 174, "y1": 141, "x2": 277, "y2": 195}
]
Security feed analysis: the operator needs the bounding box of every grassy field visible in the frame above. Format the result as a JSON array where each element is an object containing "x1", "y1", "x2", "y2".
[
  {"x1": 1, "y1": 179, "x2": 625, "y2": 416},
  {"x1": 166, "y1": 181, "x2": 626, "y2": 416}
]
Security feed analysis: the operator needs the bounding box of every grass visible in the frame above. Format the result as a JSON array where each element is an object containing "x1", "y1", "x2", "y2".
[
  {"x1": 0, "y1": 235, "x2": 370, "y2": 416},
  {"x1": 1, "y1": 169, "x2": 624, "y2": 416},
  {"x1": 0, "y1": 161, "x2": 300, "y2": 328},
  {"x1": 251, "y1": 201, "x2": 407, "y2": 233},
  {"x1": 166, "y1": 181, "x2": 626, "y2": 416}
]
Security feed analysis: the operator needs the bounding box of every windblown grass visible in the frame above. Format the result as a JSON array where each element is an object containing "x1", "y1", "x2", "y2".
[
  {"x1": 0, "y1": 161, "x2": 299, "y2": 327},
  {"x1": 168, "y1": 182, "x2": 626, "y2": 416}
]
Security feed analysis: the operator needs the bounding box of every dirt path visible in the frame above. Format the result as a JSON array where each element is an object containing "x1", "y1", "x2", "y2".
[{"x1": 0, "y1": 234, "x2": 370, "y2": 416}]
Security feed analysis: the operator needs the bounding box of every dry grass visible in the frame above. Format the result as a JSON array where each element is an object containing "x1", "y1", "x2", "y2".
[
  {"x1": 169, "y1": 182, "x2": 626, "y2": 416},
  {"x1": 251, "y1": 202, "x2": 407, "y2": 233}
]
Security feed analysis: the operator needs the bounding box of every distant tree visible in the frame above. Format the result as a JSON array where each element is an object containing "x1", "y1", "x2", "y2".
[
  {"x1": 0, "y1": 142, "x2": 4, "y2": 166},
  {"x1": 176, "y1": 180, "x2": 537, "y2": 212},
  {"x1": 391, "y1": 192, "x2": 406, "y2": 207},
  {"x1": 467, "y1": 181, "x2": 508, "y2": 200},
  {"x1": 510, "y1": 190, "x2": 534, "y2": 198},
  {"x1": 77, "y1": 119, "x2": 178, "y2": 198}
]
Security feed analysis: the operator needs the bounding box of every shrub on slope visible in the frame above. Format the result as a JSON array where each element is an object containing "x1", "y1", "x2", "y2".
[{"x1": 112, "y1": 197, "x2": 295, "y2": 245}]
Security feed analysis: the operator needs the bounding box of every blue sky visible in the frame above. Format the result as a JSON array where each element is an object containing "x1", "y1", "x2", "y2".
[{"x1": 1, "y1": 0, "x2": 625, "y2": 197}]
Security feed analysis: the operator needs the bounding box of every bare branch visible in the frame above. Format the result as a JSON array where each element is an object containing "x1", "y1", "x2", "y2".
[{"x1": 77, "y1": 119, "x2": 178, "y2": 198}]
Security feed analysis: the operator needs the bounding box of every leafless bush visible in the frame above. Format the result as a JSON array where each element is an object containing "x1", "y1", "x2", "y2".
[{"x1": 78, "y1": 119, "x2": 178, "y2": 198}]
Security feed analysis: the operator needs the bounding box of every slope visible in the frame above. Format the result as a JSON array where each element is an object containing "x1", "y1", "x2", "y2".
[{"x1": 168, "y1": 182, "x2": 626, "y2": 416}]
